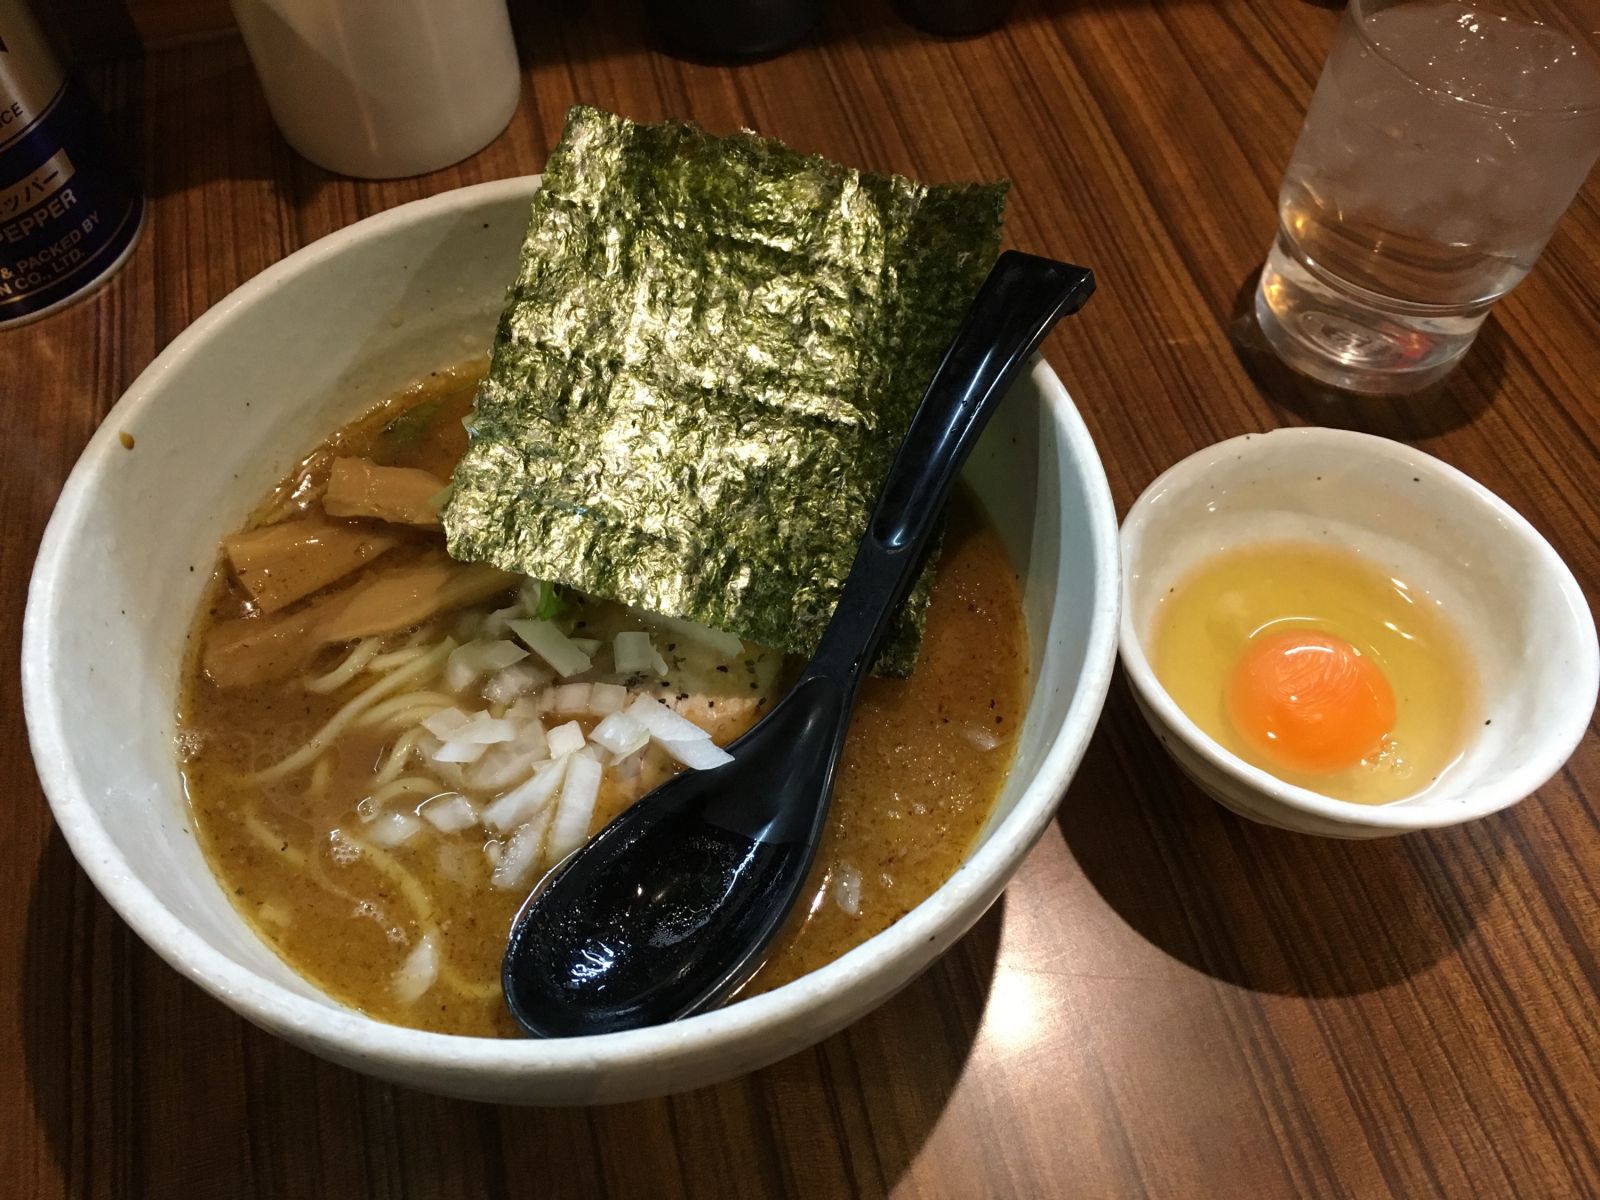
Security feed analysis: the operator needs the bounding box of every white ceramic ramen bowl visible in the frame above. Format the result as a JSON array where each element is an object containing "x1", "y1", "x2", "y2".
[
  {"x1": 1119, "y1": 428, "x2": 1598, "y2": 839},
  {"x1": 23, "y1": 177, "x2": 1120, "y2": 1104}
]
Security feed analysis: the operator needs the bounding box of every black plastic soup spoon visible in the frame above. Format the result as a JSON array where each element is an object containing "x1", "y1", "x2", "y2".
[{"x1": 503, "y1": 251, "x2": 1096, "y2": 1037}]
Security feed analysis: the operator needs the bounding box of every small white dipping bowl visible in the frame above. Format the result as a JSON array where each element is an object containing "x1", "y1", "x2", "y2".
[
  {"x1": 1119, "y1": 428, "x2": 1598, "y2": 839},
  {"x1": 22, "y1": 178, "x2": 1120, "y2": 1103}
]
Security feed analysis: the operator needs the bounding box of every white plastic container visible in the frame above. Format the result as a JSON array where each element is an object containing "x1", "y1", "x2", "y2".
[{"x1": 230, "y1": 0, "x2": 521, "y2": 179}]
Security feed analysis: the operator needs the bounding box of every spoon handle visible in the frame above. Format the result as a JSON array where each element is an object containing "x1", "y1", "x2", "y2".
[{"x1": 809, "y1": 251, "x2": 1095, "y2": 684}]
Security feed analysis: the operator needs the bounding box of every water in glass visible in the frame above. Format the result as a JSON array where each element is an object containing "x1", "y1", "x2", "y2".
[{"x1": 1257, "y1": 1, "x2": 1600, "y2": 394}]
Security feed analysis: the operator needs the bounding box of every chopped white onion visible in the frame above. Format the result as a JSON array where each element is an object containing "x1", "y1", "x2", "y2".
[
  {"x1": 483, "y1": 661, "x2": 553, "y2": 705},
  {"x1": 411, "y1": 740, "x2": 467, "y2": 788},
  {"x1": 589, "y1": 710, "x2": 650, "y2": 757},
  {"x1": 570, "y1": 636, "x2": 603, "y2": 657},
  {"x1": 833, "y1": 864, "x2": 863, "y2": 916},
  {"x1": 588, "y1": 682, "x2": 627, "y2": 716},
  {"x1": 445, "y1": 638, "x2": 529, "y2": 692},
  {"x1": 367, "y1": 810, "x2": 423, "y2": 847},
  {"x1": 613, "y1": 631, "x2": 655, "y2": 674},
  {"x1": 481, "y1": 604, "x2": 523, "y2": 640},
  {"x1": 430, "y1": 738, "x2": 489, "y2": 764},
  {"x1": 465, "y1": 748, "x2": 544, "y2": 794},
  {"x1": 421, "y1": 707, "x2": 472, "y2": 739},
  {"x1": 544, "y1": 682, "x2": 593, "y2": 715},
  {"x1": 465, "y1": 720, "x2": 548, "y2": 792},
  {"x1": 610, "y1": 747, "x2": 644, "y2": 780},
  {"x1": 657, "y1": 736, "x2": 734, "y2": 770},
  {"x1": 393, "y1": 931, "x2": 438, "y2": 1001},
  {"x1": 447, "y1": 657, "x2": 500, "y2": 694},
  {"x1": 962, "y1": 724, "x2": 1001, "y2": 752},
  {"x1": 421, "y1": 794, "x2": 478, "y2": 833},
  {"x1": 450, "y1": 713, "x2": 518, "y2": 745},
  {"x1": 479, "y1": 641, "x2": 529, "y2": 670},
  {"x1": 547, "y1": 720, "x2": 586, "y2": 758},
  {"x1": 627, "y1": 694, "x2": 713, "y2": 743},
  {"x1": 482, "y1": 755, "x2": 568, "y2": 833},
  {"x1": 545, "y1": 754, "x2": 603, "y2": 863},
  {"x1": 491, "y1": 804, "x2": 556, "y2": 890},
  {"x1": 509, "y1": 618, "x2": 592, "y2": 678},
  {"x1": 506, "y1": 695, "x2": 544, "y2": 726},
  {"x1": 490, "y1": 831, "x2": 536, "y2": 890}
]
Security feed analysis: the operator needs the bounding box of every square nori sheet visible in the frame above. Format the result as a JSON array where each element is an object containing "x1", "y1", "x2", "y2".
[{"x1": 444, "y1": 106, "x2": 1005, "y2": 673}]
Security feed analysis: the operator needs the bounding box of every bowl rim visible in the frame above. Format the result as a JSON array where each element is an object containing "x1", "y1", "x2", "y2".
[
  {"x1": 1117, "y1": 426, "x2": 1599, "y2": 832},
  {"x1": 23, "y1": 176, "x2": 1122, "y2": 1075}
]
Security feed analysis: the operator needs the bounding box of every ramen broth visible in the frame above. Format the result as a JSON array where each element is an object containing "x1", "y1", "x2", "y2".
[{"x1": 178, "y1": 366, "x2": 1028, "y2": 1036}]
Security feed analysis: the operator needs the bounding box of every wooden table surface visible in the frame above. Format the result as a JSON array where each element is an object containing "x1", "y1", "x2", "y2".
[{"x1": 5, "y1": 1, "x2": 1598, "y2": 1196}]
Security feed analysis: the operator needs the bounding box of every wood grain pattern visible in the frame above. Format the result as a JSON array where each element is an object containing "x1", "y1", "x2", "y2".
[{"x1": 4, "y1": 1, "x2": 1598, "y2": 1195}]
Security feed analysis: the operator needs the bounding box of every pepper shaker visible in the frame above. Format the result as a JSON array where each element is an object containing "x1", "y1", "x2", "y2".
[{"x1": 0, "y1": 0, "x2": 143, "y2": 328}]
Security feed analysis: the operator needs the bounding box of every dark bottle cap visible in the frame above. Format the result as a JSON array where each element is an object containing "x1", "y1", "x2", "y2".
[
  {"x1": 648, "y1": 0, "x2": 821, "y2": 63},
  {"x1": 896, "y1": 0, "x2": 1015, "y2": 37}
]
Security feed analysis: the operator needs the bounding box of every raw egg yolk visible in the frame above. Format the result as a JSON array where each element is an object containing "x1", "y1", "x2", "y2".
[{"x1": 1226, "y1": 630, "x2": 1396, "y2": 774}]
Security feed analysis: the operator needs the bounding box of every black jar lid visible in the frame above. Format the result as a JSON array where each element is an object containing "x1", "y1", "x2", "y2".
[
  {"x1": 896, "y1": 0, "x2": 1015, "y2": 37},
  {"x1": 649, "y1": 0, "x2": 821, "y2": 63}
]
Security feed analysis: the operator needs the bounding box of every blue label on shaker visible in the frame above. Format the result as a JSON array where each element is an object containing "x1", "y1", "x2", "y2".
[{"x1": 0, "y1": 77, "x2": 144, "y2": 326}]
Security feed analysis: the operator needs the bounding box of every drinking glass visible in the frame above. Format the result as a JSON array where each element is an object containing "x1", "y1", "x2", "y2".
[{"x1": 1255, "y1": 0, "x2": 1600, "y2": 394}]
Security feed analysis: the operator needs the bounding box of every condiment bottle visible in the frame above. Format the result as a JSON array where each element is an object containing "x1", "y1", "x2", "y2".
[
  {"x1": 896, "y1": 0, "x2": 1014, "y2": 37},
  {"x1": 0, "y1": 0, "x2": 143, "y2": 328},
  {"x1": 648, "y1": 0, "x2": 821, "y2": 62}
]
